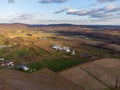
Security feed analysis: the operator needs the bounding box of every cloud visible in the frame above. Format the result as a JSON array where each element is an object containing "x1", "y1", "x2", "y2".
[
  {"x1": 54, "y1": 7, "x2": 89, "y2": 15},
  {"x1": 67, "y1": 9, "x2": 89, "y2": 16},
  {"x1": 96, "y1": 0, "x2": 119, "y2": 4},
  {"x1": 38, "y1": 0, "x2": 68, "y2": 3},
  {"x1": 0, "y1": 12, "x2": 48, "y2": 24},
  {"x1": 8, "y1": 0, "x2": 68, "y2": 4},
  {"x1": 105, "y1": 4, "x2": 116, "y2": 10},
  {"x1": 54, "y1": 7, "x2": 89, "y2": 16},
  {"x1": 13, "y1": 13, "x2": 36, "y2": 21},
  {"x1": 54, "y1": 5, "x2": 120, "y2": 19},
  {"x1": 53, "y1": 7, "x2": 69, "y2": 14},
  {"x1": 8, "y1": 0, "x2": 15, "y2": 3}
]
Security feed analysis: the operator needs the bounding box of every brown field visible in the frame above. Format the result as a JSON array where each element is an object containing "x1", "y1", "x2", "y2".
[
  {"x1": 80, "y1": 58, "x2": 120, "y2": 88},
  {"x1": 59, "y1": 67, "x2": 107, "y2": 90},
  {"x1": 59, "y1": 58, "x2": 120, "y2": 90},
  {"x1": 33, "y1": 40, "x2": 55, "y2": 53},
  {"x1": 0, "y1": 68, "x2": 82, "y2": 90},
  {"x1": 82, "y1": 39, "x2": 120, "y2": 53},
  {"x1": 104, "y1": 44, "x2": 120, "y2": 53}
]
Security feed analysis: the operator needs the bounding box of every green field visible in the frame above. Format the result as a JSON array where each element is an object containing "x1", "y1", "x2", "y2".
[{"x1": 27, "y1": 58, "x2": 81, "y2": 72}]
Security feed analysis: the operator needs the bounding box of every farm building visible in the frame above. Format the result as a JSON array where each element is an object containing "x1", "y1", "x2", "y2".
[
  {"x1": 51, "y1": 44, "x2": 75, "y2": 54},
  {"x1": 17, "y1": 64, "x2": 29, "y2": 71},
  {"x1": 71, "y1": 50, "x2": 75, "y2": 55},
  {"x1": 0, "y1": 61, "x2": 14, "y2": 67}
]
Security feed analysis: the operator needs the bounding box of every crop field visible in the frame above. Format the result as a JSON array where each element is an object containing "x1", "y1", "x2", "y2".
[
  {"x1": 60, "y1": 67, "x2": 107, "y2": 90},
  {"x1": 60, "y1": 58, "x2": 120, "y2": 90},
  {"x1": 80, "y1": 58, "x2": 120, "y2": 88}
]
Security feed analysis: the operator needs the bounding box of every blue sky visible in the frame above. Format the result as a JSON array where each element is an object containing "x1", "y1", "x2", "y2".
[{"x1": 0, "y1": 0, "x2": 120, "y2": 25}]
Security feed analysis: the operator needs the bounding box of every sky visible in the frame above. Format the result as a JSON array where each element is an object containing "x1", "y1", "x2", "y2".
[{"x1": 0, "y1": 0, "x2": 120, "y2": 25}]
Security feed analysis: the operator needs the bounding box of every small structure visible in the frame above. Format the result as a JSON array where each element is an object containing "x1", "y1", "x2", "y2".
[
  {"x1": 30, "y1": 69, "x2": 36, "y2": 72},
  {"x1": 64, "y1": 47, "x2": 71, "y2": 52},
  {"x1": 80, "y1": 35, "x2": 89, "y2": 39},
  {"x1": 14, "y1": 43, "x2": 18, "y2": 45},
  {"x1": 0, "y1": 62, "x2": 5, "y2": 66},
  {"x1": 17, "y1": 64, "x2": 29, "y2": 71},
  {"x1": 0, "y1": 57, "x2": 4, "y2": 61},
  {"x1": 37, "y1": 37, "x2": 47, "y2": 40},
  {"x1": 71, "y1": 50, "x2": 75, "y2": 55},
  {"x1": 6, "y1": 61, "x2": 14, "y2": 66},
  {"x1": 0, "y1": 61, "x2": 14, "y2": 67}
]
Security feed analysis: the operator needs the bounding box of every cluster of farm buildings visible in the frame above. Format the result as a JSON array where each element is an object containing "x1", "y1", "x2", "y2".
[{"x1": 51, "y1": 44, "x2": 75, "y2": 55}]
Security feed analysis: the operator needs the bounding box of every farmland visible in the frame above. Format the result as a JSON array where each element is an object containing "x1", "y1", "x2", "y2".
[
  {"x1": 0, "y1": 24, "x2": 119, "y2": 90},
  {"x1": 59, "y1": 58, "x2": 120, "y2": 90},
  {"x1": 1, "y1": 30, "x2": 119, "y2": 72}
]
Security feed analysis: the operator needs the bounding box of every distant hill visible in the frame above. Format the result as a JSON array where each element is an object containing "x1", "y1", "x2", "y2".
[
  {"x1": 28, "y1": 24, "x2": 120, "y2": 29},
  {"x1": 28, "y1": 24, "x2": 77, "y2": 27},
  {"x1": 0, "y1": 23, "x2": 120, "y2": 29},
  {"x1": 84, "y1": 25, "x2": 120, "y2": 29}
]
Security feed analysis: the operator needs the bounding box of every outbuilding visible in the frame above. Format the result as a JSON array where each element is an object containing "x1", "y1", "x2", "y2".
[{"x1": 17, "y1": 64, "x2": 29, "y2": 71}]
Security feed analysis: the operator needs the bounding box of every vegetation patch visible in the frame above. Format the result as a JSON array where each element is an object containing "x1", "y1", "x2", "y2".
[
  {"x1": 5, "y1": 48, "x2": 34, "y2": 60},
  {"x1": 46, "y1": 59, "x2": 81, "y2": 72},
  {"x1": 27, "y1": 61, "x2": 45, "y2": 72},
  {"x1": 26, "y1": 58, "x2": 81, "y2": 72},
  {"x1": 28, "y1": 47, "x2": 50, "y2": 58}
]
